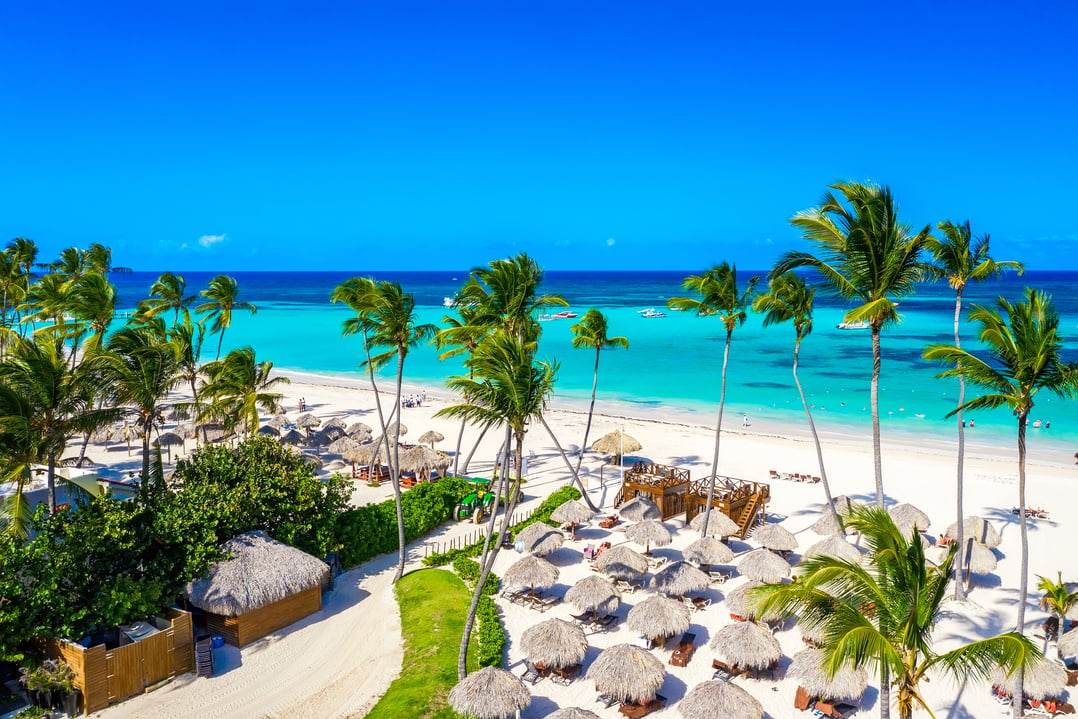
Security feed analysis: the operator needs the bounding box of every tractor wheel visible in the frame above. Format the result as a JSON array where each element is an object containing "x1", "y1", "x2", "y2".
[
  {"x1": 455, "y1": 506, "x2": 466, "y2": 521},
  {"x1": 472, "y1": 507, "x2": 484, "y2": 524}
]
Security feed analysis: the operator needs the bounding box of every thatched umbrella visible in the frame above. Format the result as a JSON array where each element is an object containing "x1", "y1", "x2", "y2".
[
  {"x1": 317, "y1": 425, "x2": 346, "y2": 443},
  {"x1": 343, "y1": 442, "x2": 388, "y2": 468},
  {"x1": 945, "y1": 516, "x2": 1001, "y2": 548},
  {"x1": 347, "y1": 421, "x2": 372, "y2": 437},
  {"x1": 90, "y1": 426, "x2": 114, "y2": 444},
  {"x1": 117, "y1": 424, "x2": 139, "y2": 454},
  {"x1": 257, "y1": 424, "x2": 280, "y2": 438},
  {"x1": 202, "y1": 424, "x2": 229, "y2": 443},
  {"x1": 889, "y1": 503, "x2": 931, "y2": 534},
  {"x1": 1058, "y1": 628, "x2": 1078, "y2": 658},
  {"x1": 678, "y1": 680, "x2": 763, "y2": 719},
  {"x1": 386, "y1": 421, "x2": 408, "y2": 438},
  {"x1": 548, "y1": 709, "x2": 601, "y2": 719},
  {"x1": 295, "y1": 413, "x2": 321, "y2": 431},
  {"x1": 651, "y1": 561, "x2": 709, "y2": 597},
  {"x1": 167, "y1": 406, "x2": 190, "y2": 422},
  {"x1": 709, "y1": 621, "x2": 782, "y2": 671},
  {"x1": 595, "y1": 546, "x2": 648, "y2": 580},
  {"x1": 810, "y1": 495, "x2": 862, "y2": 536},
  {"x1": 503, "y1": 555, "x2": 559, "y2": 592},
  {"x1": 618, "y1": 496, "x2": 660, "y2": 522},
  {"x1": 279, "y1": 429, "x2": 305, "y2": 445},
  {"x1": 803, "y1": 535, "x2": 862, "y2": 565},
  {"x1": 185, "y1": 531, "x2": 329, "y2": 616},
  {"x1": 590, "y1": 430, "x2": 643, "y2": 463},
  {"x1": 154, "y1": 431, "x2": 185, "y2": 462},
  {"x1": 324, "y1": 417, "x2": 347, "y2": 430},
  {"x1": 725, "y1": 581, "x2": 765, "y2": 621},
  {"x1": 586, "y1": 644, "x2": 665, "y2": 705},
  {"x1": 789, "y1": 648, "x2": 868, "y2": 701},
  {"x1": 268, "y1": 413, "x2": 291, "y2": 429},
  {"x1": 689, "y1": 511, "x2": 739, "y2": 538},
  {"x1": 520, "y1": 618, "x2": 587, "y2": 669},
  {"x1": 418, "y1": 429, "x2": 444, "y2": 448},
  {"x1": 327, "y1": 436, "x2": 360, "y2": 455},
  {"x1": 551, "y1": 499, "x2": 594, "y2": 526},
  {"x1": 627, "y1": 594, "x2": 691, "y2": 642},
  {"x1": 990, "y1": 658, "x2": 1068, "y2": 701},
  {"x1": 625, "y1": 520, "x2": 672, "y2": 554},
  {"x1": 400, "y1": 446, "x2": 451, "y2": 476},
  {"x1": 515, "y1": 522, "x2": 565, "y2": 556},
  {"x1": 449, "y1": 666, "x2": 530, "y2": 719},
  {"x1": 949, "y1": 537, "x2": 998, "y2": 580},
  {"x1": 685, "y1": 536, "x2": 735, "y2": 568},
  {"x1": 750, "y1": 523, "x2": 798, "y2": 552},
  {"x1": 738, "y1": 549, "x2": 792, "y2": 583},
  {"x1": 176, "y1": 423, "x2": 198, "y2": 440},
  {"x1": 566, "y1": 575, "x2": 621, "y2": 613}
]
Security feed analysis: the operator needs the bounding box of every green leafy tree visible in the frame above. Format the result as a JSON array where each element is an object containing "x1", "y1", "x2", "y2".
[
  {"x1": 66, "y1": 271, "x2": 119, "y2": 362},
  {"x1": 750, "y1": 504, "x2": 1039, "y2": 719},
  {"x1": 667, "y1": 262, "x2": 758, "y2": 535},
  {"x1": 0, "y1": 385, "x2": 47, "y2": 538},
  {"x1": 168, "y1": 317, "x2": 208, "y2": 441},
  {"x1": 456, "y1": 253, "x2": 567, "y2": 341},
  {"x1": 196, "y1": 274, "x2": 257, "y2": 360},
  {"x1": 570, "y1": 309, "x2": 629, "y2": 476},
  {"x1": 201, "y1": 346, "x2": 289, "y2": 437},
  {"x1": 1038, "y1": 572, "x2": 1078, "y2": 653},
  {"x1": 434, "y1": 302, "x2": 489, "y2": 476},
  {"x1": 136, "y1": 272, "x2": 197, "y2": 325}
]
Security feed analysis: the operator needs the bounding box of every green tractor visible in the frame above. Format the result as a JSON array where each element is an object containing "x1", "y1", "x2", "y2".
[{"x1": 455, "y1": 478, "x2": 496, "y2": 523}]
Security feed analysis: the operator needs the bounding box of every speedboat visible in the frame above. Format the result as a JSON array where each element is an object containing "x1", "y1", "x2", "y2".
[
  {"x1": 443, "y1": 297, "x2": 454, "y2": 308},
  {"x1": 836, "y1": 320, "x2": 869, "y2": 330},
  {"x1": 641, "y1": 308, "x2": 666, "y2": 318}
]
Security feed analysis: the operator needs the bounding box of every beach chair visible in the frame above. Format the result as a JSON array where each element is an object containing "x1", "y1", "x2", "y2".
[
  {"x1": 712, "y1": 659, "x2": 734, "y2": 681},
  {"x1": 552, "y1": 663, "x2": 582, "y2": 686},
  {"x1": 795, "y1": 685, "x2": 813, "y2": 711},
  {"x1": 536, "y1": 594, "x2": 560, "y2": 612},
  {"x1": 597, "y1": 694, "x2": 619, "y2": 708},
  {"x1": 571, "y1": 609, "x2": 593, "y2": 625},
  {"x1": 599, "y1": 515, "x2": 619, "y2": 529},
  {"x1": 708, "y1": 569, "x2": 732, "y2": 584},
  {"x1": 521, "y1": 659, "x2": 542, "y2": 685},
  {"x1": 618, "y1": 695, "x2": 666, "y2": 718},
  {"x1": 583, "y1": 544, "x2": 596, "y2": 561}
]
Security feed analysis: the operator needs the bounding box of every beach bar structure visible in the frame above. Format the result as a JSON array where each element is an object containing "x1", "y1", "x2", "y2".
[
  {"x1": 40, "y1": 608, "x2": 195, "y2": 714},
  {"x1": 618, "y1": 462, "x2": 691, "y2": 519},
  {"x1": 685, "y1": 476, "x2": 771, "y2": 539}
]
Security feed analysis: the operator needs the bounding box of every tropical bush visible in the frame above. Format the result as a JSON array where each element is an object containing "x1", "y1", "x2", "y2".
[{"x1": 475, "y1": 596, "x2": 504, "y2": 667}]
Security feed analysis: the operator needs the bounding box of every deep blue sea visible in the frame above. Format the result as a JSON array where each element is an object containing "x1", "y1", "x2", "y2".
[{"x1": 110, "y1": 270, "x2": 1078, "y2": 460}]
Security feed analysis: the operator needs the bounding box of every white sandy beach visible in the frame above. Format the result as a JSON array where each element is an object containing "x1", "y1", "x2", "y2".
[{"x1": 78, "y1": 370, "x2": 1078, "y2": 719}]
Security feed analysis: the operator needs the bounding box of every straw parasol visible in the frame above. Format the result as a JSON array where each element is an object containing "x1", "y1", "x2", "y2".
[
  {"x1": 323, "y1": 417, "x2": 347, "y2": 430},
  {"x1": 154, "y1": 431, "x2": 185, "y2": 462},
  {"x1": 949, "y1": 537, "x2": 998, "y2": 576},
  {"x1": 1058, "y1": 628, "x2": 1078, "y2": 658},
  {"x1": 257, "y1": 424, "x2": 280, "y2": 438},
  {"x1": 347, "y1": 421, "x2": 372, "y2": 437},
  {"x1": 618, "y1": 496, "x2": 660, "y2": 522},
  {"x1": 515, "y1": 522, "x2": 565, "y2": 556},
  {"x1": 295, "y1": 413, "x2": 321, "y2": 430},
  {"x1": 678, "y1": 680, "x2": 763, "y2": 719},
  {"x1": 586, "y1": 644, "x2": 665, "y2": 705},
  {"x1": 327, "y1": 436, "x2": 360, "y2": 455},
  {"x1": 738, "y1": 549, "x2": 792, "y2": 583},
  {"x1": 279, "y1": 429, "x2": 306, "y2": 445},
  {"x1": 945, "y1": 516, "x2": 1001, "y2": 548},
  {"x1": 803, "y1": 535, "x2": 862, "y2": 565},
  {"x1": 789, "y1": 648, "x2": 868, "y2": 701},
  {"x1": 724, "y1": 580, "x2": 777, "y2": 622},
  {"x1": 590, "y1": 430, "x2": 643, "y2": 463},
  {"x1": 503, "y1": 555, "x2": 559, "y2": 592},
  {"x1": 685, "y1": 536, "x2": 735, "y2": 567},
  {"x1": 520, "y1": 618, "x2": 587, "y2": 669},
  {"x1": 709, "y1": 621, "x2": 782, "y2": 671},
  {"x1": 343, "y1": 442, "x2": 387, "y2": 468},
  {"x1": 888, "y1": 503, "x2": 931, "y2": 534},
  {"x1": 625, "y1": 520, "x2": 673, "y2": 554},
  {"x1": 399, "y1": 446, "x2": 452, "y2": 475},
  {"x1": 117, "y1": 424, "x2": 139, "y2": 454},
  {"x1": 90, "y1": 426, "x2": 113, "y2": 444},
  {"x1": 268, "y1": 413, "x2": 291, "y2": 429},
  {"x1": 548, "y1": 709, "x2": 601, "y2": 719},
  {"x1": 990, "y1": 658, "x2": 1068, "y2": 701},
  {"x1": 651, "y1": 561, "x2": 710, "y2": 597},
  {"x1": 595, "y1": 546, "x2": 649, "y2": 580},
  {"x1": 810, "y1": 495, "x2": 862, "y2": 536},
  {"x1": 316, "y1": 426, "x2": 346, "y2": 443},
  {"x1": 449, "y1": 666, "x2": 531, "y2": 719},
  {"x1": 166, "y1": 406, "x2": 190, "y2": 422},
  {"x1": 626, "y1": 594, "x2": 691, "y2": 642},
  {"x1": 551, "y1": 499, "x2": 594, "y2": 526},
  {"x1": 418, "y1": 429, "x2": 444, "y2": 448},
  {"x1": 386, "y1": 421, "x2": 408, "y2": 437},
  {"x1": 185, "y1": 531, "x2": 329, "y2": 616},
  {"x1": 689, "y1": 511, "x2": 739, "y2": 538},
  {"x1": 566, "y1": 575, "x2": 621, "y2": 613},
  {"x1": 750, "y1": 523, "x2": 798, "y2": 552}
]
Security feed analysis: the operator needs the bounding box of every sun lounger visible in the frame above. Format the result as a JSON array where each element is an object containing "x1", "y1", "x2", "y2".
[
  {"x1": 669, "y1": 632, "x2": 696, "y2": 667},
  {"x1": 535, "y1": 594, "x2": 560, "y2": 611},
  {"x1": 597, "y1": 693, "x2": 619, "y2": 708},
  {"x1": 583, "y1": 544, "x2": 596, "y2": 560},
  {"x1": 521, "y1": 659, "x2": 542, "y2": 685},
  {"x1": 618, "y1": 694, "x2": 666, "y2": 718},
  {"x1": 712, "y1": 658, "x2": 734, "y2": 681},
  {"x1": 552, "y1": 663, "x2": 582, "y2": 686},
  {"x1": 595, "y1": 613, "x2": 618, "y2": 628},
  {"x1": 615, "y1": 579, "x2": 641, "y2": 593},
  {"x1": 599, "y1": 515, "x2": 619, "y2": 529},
  {"x1": 571, "y1": 609, "x2": 593, "y2": 624},
  {"x1": 708, "y1": 569, "x2": 732, "y2": 584}
]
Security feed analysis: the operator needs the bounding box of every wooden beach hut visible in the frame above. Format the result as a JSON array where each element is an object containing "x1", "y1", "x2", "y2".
[
  {"x1": 685, "y1": 476, "x2": 771, "y2": 539},
  {"x1": 617, "y1": 462, "x2": 691, "y2": 519},
  {"x1": 185, "y1": 531, "x2": 329, "y2": 648}
]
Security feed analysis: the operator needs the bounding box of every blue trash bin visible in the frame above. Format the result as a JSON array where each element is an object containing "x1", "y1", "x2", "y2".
[{"x1": 210, "y1": 635, "x2": 224, "y2": 649}]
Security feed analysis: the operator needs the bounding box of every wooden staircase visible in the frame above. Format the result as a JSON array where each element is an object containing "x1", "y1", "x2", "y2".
[{"x1": 735, "y1": 493, "x2": 762, "y2": 539}]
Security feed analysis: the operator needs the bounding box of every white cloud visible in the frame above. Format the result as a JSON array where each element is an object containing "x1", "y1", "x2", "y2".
[
  {"x1": 606, "y1": 238, "x2": 616, "y2": 247},
  {"x1": 197, "y1": 233, "x2": 227, "y2": 248}
]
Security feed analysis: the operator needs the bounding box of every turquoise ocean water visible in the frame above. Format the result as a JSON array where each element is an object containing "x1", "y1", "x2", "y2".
[{"x1": 111, "y1": 270, "x2": 1078, "y2": 462}]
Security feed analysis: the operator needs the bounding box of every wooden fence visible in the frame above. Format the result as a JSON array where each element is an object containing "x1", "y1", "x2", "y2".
[{"x1": 421, "y1": 507, "x2": 536, "y2": 557}]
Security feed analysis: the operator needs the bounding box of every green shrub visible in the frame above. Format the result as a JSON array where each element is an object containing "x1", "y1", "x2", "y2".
[{"x1": 476, "y1": 595, "x2": 505, "y2": 667}]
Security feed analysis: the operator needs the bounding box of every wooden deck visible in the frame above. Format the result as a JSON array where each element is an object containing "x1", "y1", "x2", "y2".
[{"x1": 685, "y1": 477, "x2": 771, "y2": 539}]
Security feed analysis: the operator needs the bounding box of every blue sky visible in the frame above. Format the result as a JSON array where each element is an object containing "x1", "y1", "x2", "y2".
[{"x1": 3, "y1": 1, "x2": 1076, "y2": 271}]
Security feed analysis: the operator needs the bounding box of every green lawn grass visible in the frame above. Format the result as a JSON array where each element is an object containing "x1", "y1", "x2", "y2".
[{"x1": 365, "y1": 568, "x2": 477, "y2": 719}]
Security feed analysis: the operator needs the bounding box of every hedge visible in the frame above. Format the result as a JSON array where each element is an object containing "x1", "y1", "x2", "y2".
[{"x1": 450, "y1": 559, "x2": 505, "y2": 668}]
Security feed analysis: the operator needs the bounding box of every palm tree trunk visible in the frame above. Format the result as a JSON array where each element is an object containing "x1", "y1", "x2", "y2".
[
  {"x1": 699, "y1": 328, "x2": 731, "y2": 536},
  {"x1": 141, "y1": 420, "x2": 153, "y2": 491},
  {"x1": 461, "y1": 423, "x2": 492, "y2": 476},
  {"x1": 574, "y1": 346, "x2": 601, "y2": 474},
  {"x1": 47, "y1": 450, "x2": 58, "y2": 513},
  {"x1": 539, "y1": 415, "x2": 598, "y2": 511},
  {"x1": 215, "y1": 330, "x2": 225, "y2": 361},
  {"x1": 953, "y1": 290, "x2": 967, "y2": 601},
  {"x1": 793, "y1": 336, "x2": 835, "y2": 518},
  {"x1": 880, "y1": 663, "x2": 891, "y2": 719},
  {"x1": 391, "y1": 349, "x2": 407, "y2": 582},
  {"x1": 870, "y1": 325, "x2": 885, "y2": 506},
  {"x1": 452, "y1": 420, "x2": 466, "y2": 476},
  {"x1": 1013, "y1": 413, "x2": 1030, "y2": 719}
]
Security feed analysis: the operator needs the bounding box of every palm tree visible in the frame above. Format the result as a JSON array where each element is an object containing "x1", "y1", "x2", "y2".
[
  {"x1": 168, "y1": 317, "x2": 208, "y2": 442},
  {"x1": 20, "y1": 272, "x2": 71, "y2": 336},
  {"x1": 435, "y1": 302, "x2": 488, "y2": 476},
  {"x1": 0, "y1": 384, "x2": 48, "y2": 538},
  {"x1": 926, "y1": 220, "x2": 1023, "y2": 600},
  {"x1": 196, "y1": 275, "x2": 257, "y2": 360},
  {"x1": 773, "y1": 182, "x2": 932, "y2": 507},
  {"x1": 750, "y1": 504, "x2": 1039, "y2": 719},
  {"x1": 667, "y1": 262, "x2": 758, "y2": 536},
  {"x1": 1038, "y1": 573, "x2": 1078, "y2": 652},
  {"x1": 570, "y1": 309, "x2": 629, "y2": 474},
  {"x1": 136, "y1": 272, "x2": 197, "y2": 325},
  {"x1": 923, "y1": 288, "x2": 1078, "y2": 717},
  {"x1": 201, "y1": 347, "x2": 289, "y2": 437},
  {"x1": 66, "y1": 272, "x2": 119, "y2": 365},
  {"x1": 456, "y1": 253, "x2": 567, "y2": 341},
  {"x1": 6, "y1": 238, "x2": 38, "y2": 338},
  {"x1": 752, "y1": 272, "x2": 835, "y2": 517}
]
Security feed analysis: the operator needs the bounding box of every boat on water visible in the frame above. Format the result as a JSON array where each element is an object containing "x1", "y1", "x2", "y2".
[
  {"x1": 539, "y1": 310, "x2": 578, "y2": 321},
  {"x1": 836, "y1": 320, "x2": 869, "y2": 330},
  {"x1": 640, "y1": 308, "x2": 666, "y2": 318},
  {"x1": 443, "y1": 297, "x2": 454, "y2": 308}
]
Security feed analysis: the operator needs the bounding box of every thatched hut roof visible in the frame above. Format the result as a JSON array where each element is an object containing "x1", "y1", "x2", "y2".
[
  {"x1": 327, "y1": 436, "x2": 360, "y2": 454},
  {"x1": 709, "y1": 621, "x2": 782, "y2": 670},
  {"x1": 810, "y1": 495, "x2": 862, "y2": 536},
  {"x1": 520, "y1": 618, "x2": 588, "y2": 668},
  {"x1": 295, "y1": 413, "x2": 321, "y2": 429},
  {"x1": 347, "y1": 421, "x2": 373, "y2": 438},
  {"x1": 689, "y1": 511, "x2": 739, "y2": 537},
  {"x1": 724, "y1": 581, "x2": 785, "y2": 623},
  {"x1": 257, "y1": 424, "x2": 280, "y2": 437},
  {"x1": 548, "y1": 709, "x2": 601, "y2": 719},
  {"x1": 268, "y1": 413, "x2": 291, "y2": 429},
  {"x1": 418, "y1": 430, "x2": 444, "y2": 447},
  {"x1": 626, "y1": 594, "x2": 691, "y2": 641},
  {"x1": 550, "y1": 499, "x2": 594, "y2": 525},
  {"x1": 625, "y1": 520, "x2": 673, "y2": 551},
  {"x1": 503, "y1": 555, "x2": 559, "y2": 591},
  {"x1": 803, "y1": 535, "x2": 862, "y2": 565},
  {"x1": 312, "y1": 426, "x2": 345, "y2": 445},
  {"x1": 619, "y1": 497, "x2": 660, "y2": 522},
  {"x1": 449, "y1": 666, "x2": 531, "y2": 719},
  {"x1": 515, "y1": 522, "x2": 564, "y2": 556},
  {"x1": 750, "y1": 523, "x2": 798, "y2": 552},
  {"x1": 590, "y1": 430, "x2": 643, "y2": 458},
  {"x1": 677, "y1": 680, "x2": 763, "y2": 719},
  {"x1": 738, "y1": 549, "x2": 792, "y2": 583},
  {"x1": 155, "y1": 431, "x2": 184, "y2": 447},
  {"x1": 685, "y1": 536, "x2": 734, "y2": 566},
  {"x1": 945, "y1": 516, "x2": 1002, "y2": 548},
  {"x1": 566, "y1": 575, "x2": 621, "y2": 613},
  {"x1": 789, "y1": 648, "x2": 868, "y2": 701},
  {"x1": 400, "y1": 446, "x2": 451, "y2": 473},
  {"x1": 651, "y1": 561, "x2": 709, "y2": 597},
  {"x1": 385, "y1": 421, "x2": 408, "y2": 437},
  {"x1": 1058, "y1": 628, "x2": 1078, "y2": 658},
  {"x1": 185, "y1": 531, "x2": 329, "y2": 616},
  {"x1": 595, "y1": 545, "x2": 649, "y2": 580},
  {"x1": 949, "y1": 537, "x2": 998, "y2": 575},
  {"x1": 888, "y1": 503, "x2": 931, "y2": 534},
  {"x1": 990, "y1": 658, "x2": 1068, "y2": 701},
  {"x1": 279, "y1": 429, "x2": 306, "y2": 445},
  {"x1": 586, "y1": 644, "x2": 665, "y2": 705},
  {"x1": 323, "y1": 417, "x2": 347, "y2": 430}
]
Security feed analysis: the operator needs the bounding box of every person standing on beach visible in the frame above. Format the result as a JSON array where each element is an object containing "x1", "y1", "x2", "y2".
[{"x1": 742, "y1": 413, "x2": 750, "y2": 427}]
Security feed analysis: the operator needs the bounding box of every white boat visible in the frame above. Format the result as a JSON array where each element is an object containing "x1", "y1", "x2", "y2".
[
  {"x1": 641, "y1": 308, "x2": 666, "y2": 318},
  {"x1": 443, "y1": 297, "x2": 454, "y2": 308},
  {"x1": 836, "y1": 320, "x2": 869, "y2": 330}
]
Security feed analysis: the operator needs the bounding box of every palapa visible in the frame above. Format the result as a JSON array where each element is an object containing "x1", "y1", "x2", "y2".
[
  {"x1": 315, "y1": 426, "x2": 346, "y2": 444},
  {"x1": 268, "y1": 413, "x2": 291, "y2": 429},
  {"x1": 295, "y1": 413, "x2": 321, "y2": 429},
  {"x1": 323, "y1": 417, "x2": 347, "y2": 430},
  {"x1": 725, "y1": 581, "x2": 785, "y2": 623},
  {"x1": 990, "y1": 658, "x2": 1068, "y2": 701},
  {"x1": 685, "y1": 536, "x2": 735, "y2": 566},
  {"x1": 651, "y1": 561, "x2": 710, "y2": 597},
  {"x1": 803, "y1": 535, "x2": 862, "y2": 565},
  {"x1": 737, "y1": 549, "x2": 792, "y2": 583},
  {"x1": 709, "y1": 620, "x2": 782, "y2": 671},
  {"x1": 418, "y1": 429, "x2": 444, "y2": 448},
  {"x1": 789, "y1": 648, "x2": 868, "y2": 701},
  {"x1": 347, "y1": 421, "x2": 373, "y2": 437},
  {"x1": 678, "y1": 680, "x2": 763, "y2": 719},
  {"x1": 888, "y1": 503, "x2": 931, "y2": 534},
  {"x1": 810, "y1": 495, "x2": 862, "y2": 536},
  {"x1": 945, "y1": 516, "x2": 1001, "y2": 548},
  {"x1": 595, "y1": 545, "x2": 648, "y2": 580},
  {"x1": 550, "y1": 499, "x2": 594, "y2": 525},
  {"x1": 385, "y1": 421, "x2": 408, "y2": 437},
  {"x1": 399, "y1": 446, "x2": 451, "y2": 474},
  {"x1": 154, "y1": 431, "x2": 185, "y2": 462},
  {"x1": 342, "y1": 443, "x2": 384, "y2": 467},
  {"x1": 566, "y1": 575, "x2": 621, "y2": 613},
  {"x1": 449, "y1": 666, "x2": 531, "y2": 719},
  {"x1": 279, "y1": 429, "x2": 306, "y2": 445},
  {"x1": 750, "y1": 523, "x2": 798, "y2": 552},
  {"x1": 90, "y1": 426, "x2": 114, "y2": 443},
  {"x1": 515, "y1": 522, "x2": 565, "y2": 556},
  {"x1": 520, "y1": 618, "x2": 587, "y2": 668},
  {"x1": 185, "y1": 531, "x2": 329, "y2": 616},
  {"x1": 949, "y1": 536, "x2": 997, "y2": 575},
  {"x1": 590, "y1": 430, "x2": 643, "y2": 461},
  {"x1": 586, "y1": 644, "x2": 665, "y2": 705},
  {"x1": 625, "y1": 519, "x2": 673, "y2": 553},
  {"x1": 257, "y1": 424, "x2": 280, "y2": 437},
  {"x1": 327, "y1": 436, "x2": 360, "y2": 455},
  {"x1": 503, "y1": 555, "x2": 559, "y2": 591},
  {"x1": 689, "y1": 511, "x2": 739, "y2": 538},
  {"x1": 618, "y1": 496, "x2": 660, "y2": 522},
  {"x1": 548, "y1": 709, "x2": 601, "y2": 719},
  {"x1": 1058, "y1": 628, "x2": 1078, "y2": 658},
  {"x1": 167, "y1": 406, "x2": 190, "y2": 422},
  {"x1": 626, "y1": 594, "x2": 691, "y2": 642}
]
